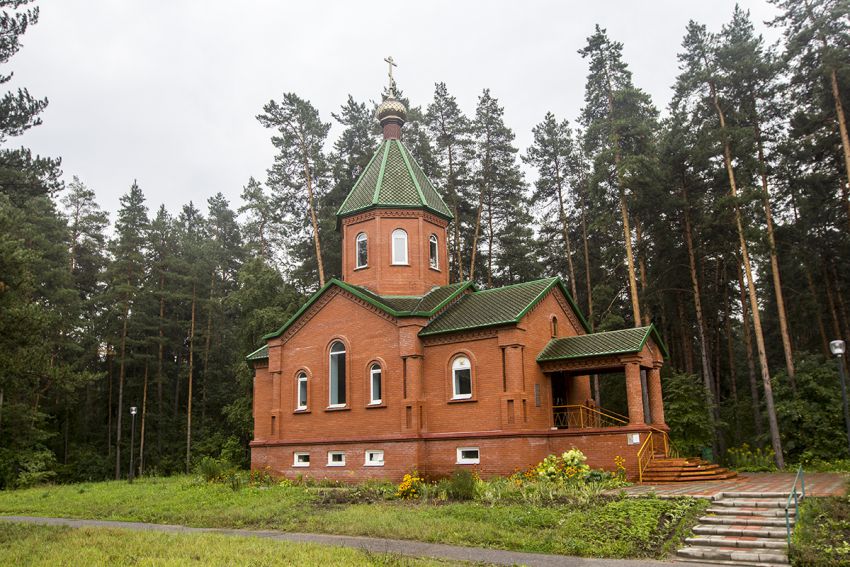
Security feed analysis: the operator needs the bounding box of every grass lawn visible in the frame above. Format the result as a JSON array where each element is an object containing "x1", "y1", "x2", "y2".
[
  {"x1": 791, "y1": 495, "x2": 850, "y2": 566},
  {"x1": 0, "y1": 476, "x2": 708, "y2": 559},
  {"x1": 0, "y1": 521, "x2": 449, "y2": 566}
]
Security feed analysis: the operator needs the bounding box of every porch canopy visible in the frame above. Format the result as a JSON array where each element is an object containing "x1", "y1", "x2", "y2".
[{"x1": 536, "y1": 325, "x2": 669, "y2": 427}]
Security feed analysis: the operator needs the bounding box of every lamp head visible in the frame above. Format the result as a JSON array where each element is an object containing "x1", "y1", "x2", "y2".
[
  {"x1": 830, "y1": 340, "x2": 846, "y2": 356},
  {"x1": 130, "y1": 406, "x2": 137, "y2": 415}
]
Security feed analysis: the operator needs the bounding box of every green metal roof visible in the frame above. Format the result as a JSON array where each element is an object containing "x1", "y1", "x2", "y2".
[
  {"x1": 536, "y1": 325, "x2": 669, "y2": 362},
  {"x1": 336, "y1": 139, "x2": 453, "y2": 220},
  {"x1": 418, "y1": 277, "x2": 590, "y2": 337},
  {"x1": 260, "y1": 279, "x2": 472, "y2": 342},
  {"x1": 246, "y1": 344, "x2": 269, "y2": 361}
]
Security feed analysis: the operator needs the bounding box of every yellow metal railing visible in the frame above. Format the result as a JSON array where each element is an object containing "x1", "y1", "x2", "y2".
[
  {"x1": 637, "y1": 428, "x2": 672, "y2": 482},
  {"x1": 552, "y1": 404, "x2": 630, "y2": 429}
]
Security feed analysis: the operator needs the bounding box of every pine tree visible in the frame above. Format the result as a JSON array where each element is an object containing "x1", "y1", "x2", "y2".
[
  {"x1": 426, "y1": 83, "x2": 474, "y2": 281},
  {"x1": 524, "y1": 112, "x2": 580, "y2": 297},
  {"x1": 238, "y1": 177, "x2": 282, "y2": 266},
  {"x1": 469, "y1": 89, "x2": 527, "y2": 286},
  {"x1": 257, "y1": 93, "x2": 330, "y2": 289},
  {"x1": 105, "y1": 181, "x2": 149, "y2": 479},
  {"x1": 579, "y1": 25, "x2": 659, "y2": 327}
]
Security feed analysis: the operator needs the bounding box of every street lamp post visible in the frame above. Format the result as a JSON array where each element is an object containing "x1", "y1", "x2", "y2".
[
  {"x1": 830, "y1": 340, "x2": 850, "y2": 458},
  {"x1": 129, "y1": 406, "x2": 137, "y2": 483}
]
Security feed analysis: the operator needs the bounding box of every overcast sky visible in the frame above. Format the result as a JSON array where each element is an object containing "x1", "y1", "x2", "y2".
[{"x1": 10, "y1": 0, "x2": 781, "y2": 218}]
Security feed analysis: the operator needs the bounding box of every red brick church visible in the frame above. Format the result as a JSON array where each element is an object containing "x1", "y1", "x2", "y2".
[{"x1": 247, "y1": 79, "x2": 673, "y2": 481}]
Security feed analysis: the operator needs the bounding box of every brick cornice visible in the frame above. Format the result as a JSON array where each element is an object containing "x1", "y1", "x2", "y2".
[
  {"x1": 420, "y1": 327, "x2": 499, "y2": 346},
  {"x1": 341, "y1": 208, "x2": 448, "y2": 228}
]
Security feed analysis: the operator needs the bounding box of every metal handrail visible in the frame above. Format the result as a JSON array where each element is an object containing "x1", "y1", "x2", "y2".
[
  {"x1": 552, "y1": 404, "x2": 630, "y2": 429},
  {"x1": 785, "y1": 465, "x2": 805, "y2": 547},
  {"x1": 637, "y1": 430, "x2": 656, "y2": 482}
]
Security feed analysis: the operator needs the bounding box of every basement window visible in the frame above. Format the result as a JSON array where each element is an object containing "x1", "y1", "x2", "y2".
[
  {"x1": 293, "y1": 452, "x2": 310, "y2": 467},
  {"x1": 327, "y1": 451, "x2": 345, "y2": 466},
  {"x1": 456, "y1": 447, "x2": 480, "y2": 465},
  {"x1": 364, "y1": 450, "x2": 385, "y2": 467}
]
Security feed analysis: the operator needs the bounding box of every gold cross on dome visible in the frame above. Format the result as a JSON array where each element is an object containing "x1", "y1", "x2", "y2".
[{"x1": 384, "y1": 56, "x2": 397, "y2": 94}]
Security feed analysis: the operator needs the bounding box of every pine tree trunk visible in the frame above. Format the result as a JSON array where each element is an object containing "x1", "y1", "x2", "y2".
[
  {"x1": 755, "y1": 122, "x2": 795, "y2": 387},
  {"x1": 711, "y1": 83, "x2": 784, "y2": 468},
  {"x1": 737, "y1": 258, "x2": 763, "y2": 439},
  {"x1": 677, "y1": 293, "x2": 694, "y2": 375},
  {"x1": 635, "y1": 219, "x2": 651, "y2": 326},
  {"x1": 805, "y1": 266, "x2": 831, "y2": 356},
  {"x1": 581, "y1": 198, "x2": 593, "y2": 324},
  {"x1": 830, "y1": 68, "x2": 850, "y2": 213},
  {"x1": 0, "y1": 388, "x2": 3, "y2": 439},
  {"x1": 445, "y1": 133, "x2": 464, "y2": 282},
  {"x1": 107, "y1": 352, "x2": 113, "y2": 455},
  {"x1": 486, "y1": 187, "x2": 494, "y2": 287},
  {"x1": 723, "y1": 265, "x2": 740, "y2": 445},
  {"x1": 140, "y1": 359, "x2": 148, "y2": 476},
  {"x1": 554, "y1": 164, "x2": 578, "y2": 298},
  {"x1": 186, "y1": 283, "x2": 196, "y2": 474},
  {"x1": 202, "y1": 272, "x2": 214, "y2": 427},
  {"x1": 115, "y1": 300, "x2": 130, "y2": 480},
  {"x1": 301, "y1": 152, "x2": 325, "y2": 287},
  {"x1": 681, "y1": 184, "x2": 717, "y2": 447},
  {"x1": 156, "y1": 273, "x2": 165, "y2": 453},
  {"x1": 469, "y1": 181, "x2": 485, "y2": 282}
]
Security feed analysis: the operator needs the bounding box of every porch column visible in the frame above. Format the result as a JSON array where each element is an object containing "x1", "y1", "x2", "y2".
[
  {"x1": 647, "y1": 363, "x2": 666, "y2": 426},
  {"x1": 567, "y1": 375, "x2": 592, "y2": 405},
  {"x1": 625, "y1": 362, "x2": 645, "y2": 425}
]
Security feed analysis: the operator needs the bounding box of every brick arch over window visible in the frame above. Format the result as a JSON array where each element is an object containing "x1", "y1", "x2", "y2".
[{"x1": 446, "y1": 350, "x2": 477, "y2": 401}]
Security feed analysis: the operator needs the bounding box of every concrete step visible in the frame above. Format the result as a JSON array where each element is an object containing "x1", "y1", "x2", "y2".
[
  {"x1": 719, "y1": 492, "x2": 791, "y2": 500},
  {"x1": 699, "y1": 515, "x2": 791, "y2": 527},
  {"x1": 685, "y1": 536, "x2": 787, "y2": 550},
  {"x1": 642, "y1": 472, "x2": 739, "y2": 482},
  {"x1": 714, "y1": 499, "x2": 787, "y2": 509},
  {"x1": 693, "y1": 525, "x2": 788, "y2": 538},
  {"x1": 706, "y1": 507, "x2": 792, "y2": 518},
  {"x1": 676, "y1": 546, "x2": 789, "y2": 564}
]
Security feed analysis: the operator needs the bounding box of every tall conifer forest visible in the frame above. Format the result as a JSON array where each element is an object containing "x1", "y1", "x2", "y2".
[{"x1": 2, "y1": 0, "x2": 850, "y2": 486}]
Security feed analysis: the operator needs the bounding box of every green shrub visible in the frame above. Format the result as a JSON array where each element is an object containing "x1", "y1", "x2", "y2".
[
  {"x1": 726, "y1": 444, "x2": 778, "y2": 472},
  {"x1": 446, "y1": 469, "x2": 476, "y2": 501},
  {"x1": 195, "y1": 456, "x2": 229, "y2": 483},
  {"x1": 792, "y1": 495, "x2": 850, "y2": 566}
]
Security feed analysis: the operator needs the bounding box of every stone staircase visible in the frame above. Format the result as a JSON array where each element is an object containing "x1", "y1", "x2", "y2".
[
  {"x1": 641, "y1": 456, "x2": 738, "y2": 483},
  {"x1": 676, "y1": 492, "x2": 793, "y2": 566}
]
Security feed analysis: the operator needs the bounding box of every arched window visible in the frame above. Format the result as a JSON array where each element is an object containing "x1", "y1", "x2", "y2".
[
  {"x1": 329, "y1": 341, "x2": 346, "y2": 406},
  {"x1": 452, "y1": 356, "x2": 472, "y2": 399},
  {"x1": 429, "y1": 234, "x2": 438, "y2": 269},
  {"x1": 296, "y1": 372, "x2": 308, "y2": 410},
  {"x1": 391, "y1": 229, "x2": 408, "y2": 265},
  {"x1": 355, "y1": 232, "x2": 368, "y2": 268},
  {"x1": 369, "y1": 363, "x2": 382, "y2": 405},
  {"x1": 551, "y1": 316, "x2": 558, "y2": 338}
]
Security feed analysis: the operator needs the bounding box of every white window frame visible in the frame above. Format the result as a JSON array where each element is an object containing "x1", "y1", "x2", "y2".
[
  {"x1": 329, "y1": 341, "x2": 347, "y2": 408},
  {"x1": 355, "y1": 232, "x2": 368, "y2": 268},
  {"x1": 327, "y1": 451, "x2": 345, "y2": 467},
  {"x1": 293, "y1": 452, "x2": 310, "y2": 467},
  {"x1": 456, "y1": 447, "x2": 480, "y2": 465},
  {"x1": 369, "y1": 363, "x2": 382, "y2": 405},
  {"x1": 452, "y1": 356, "x2": 472, "y2": 400},
  {"x1": 364, "y1": 450, "x2": 385, "y2": 467},
  {"x1": 391, "y1": 229, "x2": 408, "y2": 265},
  {"x1": 296, "y1": 372, "x2": 308, "y2": 410},
  {"x1": 429, "y1": 234, "x2": 439, "y2": 269}
]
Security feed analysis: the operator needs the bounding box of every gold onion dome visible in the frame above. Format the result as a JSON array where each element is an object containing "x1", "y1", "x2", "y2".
[{"x1": 376, "y1": 95, "x2": 406, "y2": 124}]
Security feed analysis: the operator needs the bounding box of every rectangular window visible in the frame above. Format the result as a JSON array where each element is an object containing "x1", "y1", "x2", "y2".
[
  {"x1": 429, "y1": 235, "x2": 438, "y2": 269},
  {"x1": 370, "y1": 365, "x2": 382, "y2": 404},
  {"x1": 293, "y1": 452, "x2": 310, "y2": 467},
  {"x1": 364, "y1": 450, "x2": 384, "y2": 466},
  {"x1": 297, "y1": 374, "x2": 308, "y2": 410},
  {"x1": 453, "y1": 368, "x2": 472, "y2": 399},
  {"x1": 456, "y1": 447, "x2": 480, "y2": 465},
  {"x1": 327, "y1": 451, "x2": 345, "y2": 466}
]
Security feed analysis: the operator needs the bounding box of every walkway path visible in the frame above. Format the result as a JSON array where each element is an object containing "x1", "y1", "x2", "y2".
[
  {"x1": 620, "y1": 472, "x2": 846, "y2": 498},
  {"x1": 0, "y1": 515, "x2": 717, "y2": 567}
]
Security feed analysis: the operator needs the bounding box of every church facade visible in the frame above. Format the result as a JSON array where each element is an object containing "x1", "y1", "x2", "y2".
[{"x1": 247, "y1": 85, "x2": 670, "y2": 481}]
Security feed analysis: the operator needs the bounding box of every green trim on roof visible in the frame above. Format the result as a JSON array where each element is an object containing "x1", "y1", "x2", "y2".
[
  {"x1": 397, "y1": 140, "x2": 428, "y2": 206},
  {"x1": 536, "y1": 324, "x2": 669, "y2": 362},
  {"x1": 261, "y1": 279, "x2": 473, "y2": 341},
  {"x1": 246, "y1": 344, "x2": 269, "y2": 361},
  {"x1": 418, "y1": 276, "x2": 590, "y2": 337},
  {"x1": 372, "y1": 141, "x2": 391, "y2": 204}
]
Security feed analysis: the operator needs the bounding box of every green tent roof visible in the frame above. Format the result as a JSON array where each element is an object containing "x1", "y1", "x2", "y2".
[
  {"x1": 418, "y1": 277, "x2": 589, "y2": 337},
  {"x1": 536, "y1": 325, "x2": 669, "y2": 362},
  {"x1": 246, "y1": 344, "x2": 269, "y2": 361},
  {"x1": 336, "y1": 139, "x2": 453, "y2": 220}
]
